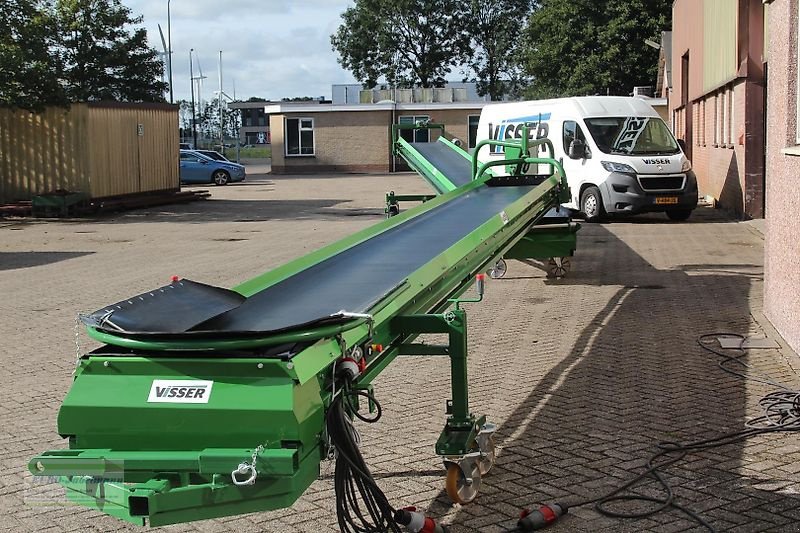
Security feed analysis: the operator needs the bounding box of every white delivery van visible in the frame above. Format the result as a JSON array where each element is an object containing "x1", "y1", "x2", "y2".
[{"x1": 476, "y1": 96, "x2": 698, "y2": 221}]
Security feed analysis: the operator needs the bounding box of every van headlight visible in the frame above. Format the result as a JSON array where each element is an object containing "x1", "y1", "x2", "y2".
[
  {"x1": 601, "y1": 161, "x2": 636, "y2": 174},
  {"x1": 681, "y1": 160, "x2": 692, "y2": 172}
]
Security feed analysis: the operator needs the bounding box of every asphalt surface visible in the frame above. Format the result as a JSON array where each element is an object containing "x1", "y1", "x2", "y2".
[{"x1": 2, "y1": 169, "x2": 799, "y2": 532}]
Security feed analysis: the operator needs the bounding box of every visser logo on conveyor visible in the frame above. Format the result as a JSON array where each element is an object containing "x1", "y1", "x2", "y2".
[
  {"x1": 488, "y1": 113, "x2": 552, "y2": 154},
  {"x1": 147, "y1": 380, "x2": 214, "y2": 403}
]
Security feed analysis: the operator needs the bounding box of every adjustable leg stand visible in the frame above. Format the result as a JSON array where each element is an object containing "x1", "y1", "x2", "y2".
[{"x1": 393, "y1": 309, "x2": 496, "y2": 504}]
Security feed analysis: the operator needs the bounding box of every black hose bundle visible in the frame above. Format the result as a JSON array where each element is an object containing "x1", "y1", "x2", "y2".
[
  {"x1": 545, "y1": 334, "x2": 800, "y2": 532},
  {"x1": 326, "y1": 389, "x2": 401, "y2": 533}
]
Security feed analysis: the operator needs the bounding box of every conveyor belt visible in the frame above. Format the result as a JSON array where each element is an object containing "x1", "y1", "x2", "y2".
[
  {"x1": 409, "y1": 140, "x2": 571, "y2": 224},
  {"x1": 408, "y1": 141, "x2": 473, "y2": 188},
  {"x1": 87, "y1": 184, "x2": 533, "y2": 338}
]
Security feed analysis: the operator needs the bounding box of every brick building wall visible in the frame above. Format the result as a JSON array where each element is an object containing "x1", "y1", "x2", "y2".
[
  {"x1": 764, "y1": 0, "x2": 800, "y2": 354},
  {"x1": 269, "y1": 104, "x2": 486, "y2": 174},
  {"x1": 670, "y1": 0, "x2": 765, "y2": 218},
  {"x1": 271, "y1": 110, "x2": 392, "y2": 174},
  {"x1": 686, "y1": 82, "x2": 747, "y2": 212}
]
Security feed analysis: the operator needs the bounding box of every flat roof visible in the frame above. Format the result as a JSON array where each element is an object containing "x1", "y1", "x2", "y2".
[{"x1": 265, "y1": 102, "x2": 489, "y2": 114}]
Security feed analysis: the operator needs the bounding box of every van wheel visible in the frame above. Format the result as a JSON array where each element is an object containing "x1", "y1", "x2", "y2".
[
  {"x1": 580, "y1": 186, "x2": 604, "y2": 222},
  {"x1": 666, "y1": 209, "x2": 692, "y2": 221}
]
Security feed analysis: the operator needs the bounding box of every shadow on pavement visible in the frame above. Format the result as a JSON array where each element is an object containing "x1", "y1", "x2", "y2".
[
  {"x1": 0, "y1": 251, "x2": 94, "y2": 271},
  {"x1": 433, "y1": 222, "x2": 799, "y2": 531},
  {"x1": 90, "y1": 199, "x2": 380, "y2": 224}
]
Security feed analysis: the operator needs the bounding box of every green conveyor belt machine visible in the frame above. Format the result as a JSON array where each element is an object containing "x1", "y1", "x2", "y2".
[
  {"x1": 29, "y1": 130, "x2": 573, "y2": 527},
  {"x1": 389, "y1": 122, "x2": 580, "y2": 279}
]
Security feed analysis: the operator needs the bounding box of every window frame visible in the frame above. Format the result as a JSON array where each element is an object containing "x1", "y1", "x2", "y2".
[
  {"x1": 398, "y1": 115, "x2": 431, "y2": 143},
  {"x1": 562, "y1": 120, "x2": 586, "y2": 153},
  {"x1": 467, "y1": 115, "x2": 480, "y2": 149},
  {"x1": 284, "y1": 116, "x2": 315, "y2": 157}
]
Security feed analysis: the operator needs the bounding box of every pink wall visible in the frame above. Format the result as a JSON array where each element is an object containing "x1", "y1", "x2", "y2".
[
  {"x1": 670, "y1": 0, "x2": 765, "y2": 218},
  {"x1": 765, "y1": 0, "x2": 800, "y2": 354}
]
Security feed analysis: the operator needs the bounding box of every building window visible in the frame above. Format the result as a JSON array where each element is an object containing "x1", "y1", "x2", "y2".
[
  {"x1": 700, "y1": 99, "x2": 706, "y2": 147},
  {"x1": 468, "y1": 115, "x2": 480, "y2": 149},
  {"x1": 726, "y1": 85, "x2": 734, "y2": 148},
  {"x1": 285, "y1": 117, "x2": 314, "y2": 156},
  {"x1": 398, "y1": 115, "x2": 430, "y2": 143}
]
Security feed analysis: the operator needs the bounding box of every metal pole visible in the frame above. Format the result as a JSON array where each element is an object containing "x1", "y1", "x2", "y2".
[
  {"x1": 167, "y1": 0, "x2": 173, "y2": 104},
  {"x1": 219, "y1": 50, "x2": 223, "y2": 152},
  {"x1": 190, "y1": 48, "x2": 197, "y2": 148}
]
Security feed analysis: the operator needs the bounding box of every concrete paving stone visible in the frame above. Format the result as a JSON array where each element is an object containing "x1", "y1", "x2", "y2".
[{"x1": 2, "y1": 173, "x2": 800, "y2": 532}]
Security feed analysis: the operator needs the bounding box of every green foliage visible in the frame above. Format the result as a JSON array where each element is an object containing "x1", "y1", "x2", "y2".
[
  {"x1": 461, "y1": 0, "x2": 532, "y2": 100},
  {"x1": 0, "y1": 0, "x2": 64, "y2": 110},
  {"x1": 331, "y1": 0, "x2": 468, "y2": 88},
  {"x1": 55, "y1": 0, "x2": 166, "y2": 102},
  {"x1": 223, "y1": 146, "x2": 271, "y2": 160},
  {"x1": 199, "y1": 96, "x2": 241, "y2": 140},
  {"x1": 522, "y1": 0, "x2": 671, "y2": 98},
  {"x1": 0, "y1": 0, "x2": 165, "y2": 109}
]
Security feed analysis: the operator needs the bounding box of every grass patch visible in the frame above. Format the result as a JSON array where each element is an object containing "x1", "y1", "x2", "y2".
[{"x1": 224, "y1": 146, "x2": 271, "y2": 159}]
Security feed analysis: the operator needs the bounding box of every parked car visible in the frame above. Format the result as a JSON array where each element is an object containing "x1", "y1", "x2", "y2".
[
  {"x1": 179, "y1": 142, "x2": 193, "y2": 150},
  {"x1": 179, "y1": 150, "x2": 245, "y2": 185},
  {"x1": 195, "y1": 149, "x2": 231, "y2": 162}
]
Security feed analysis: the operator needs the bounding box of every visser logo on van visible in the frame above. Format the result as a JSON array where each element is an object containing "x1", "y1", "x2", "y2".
[
  {"x1": 147, "y1": 379, "x2": 214, "y2": 403},
  {"x1": 642, "y1": 158, "x2": 671, "y2": 165},
  {"x1": 488, "y1": 113, "x2": 551, "y2": 154}
]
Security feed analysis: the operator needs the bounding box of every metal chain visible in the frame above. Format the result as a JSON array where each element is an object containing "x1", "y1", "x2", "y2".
[
  {"x1": 231, "y1": 444, "x2": 264, "y2": 486},
  {"x1": 73, "y1": 315, "x2": 83, "y2": 374}
]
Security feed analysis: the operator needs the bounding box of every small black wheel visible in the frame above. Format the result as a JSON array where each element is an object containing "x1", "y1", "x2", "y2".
[
  {"x1": 212, "y1": 170, "x2": 230, "y2": 186},
  {"x1": 387, "y1": 204, "x2": 400, "y2": 217},
  {"x1": 666, "y1": 209, "x2": 692, "y2": 221},
  {"x1": 546, "y1": 257, "x2": 571, "y2": 278},
  {"x1": 580, "y1": 186, "x2": 604, "y2": 222}
]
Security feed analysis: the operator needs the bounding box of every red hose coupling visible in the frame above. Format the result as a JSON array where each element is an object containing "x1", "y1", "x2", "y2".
[{"x1": 394, "y1": 506, "x2": 448, "y2": 533}]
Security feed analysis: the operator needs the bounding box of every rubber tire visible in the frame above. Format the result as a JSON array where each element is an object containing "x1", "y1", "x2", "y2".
[
  {"x1": 487, "y1": 259, "x2": 507, "y2": 279},
  {"x1": 445, "y1": 463, "x2": 480, "y2": 505},
  {"x1": 666, "y1": 209, "x2": 692, "y2": 221},
  {"x1": 212, "y1": 170, "x2": 230, "y2": 186},
  {"x1": 580, "y1": 186, "x2": 605, "y2": 222}
]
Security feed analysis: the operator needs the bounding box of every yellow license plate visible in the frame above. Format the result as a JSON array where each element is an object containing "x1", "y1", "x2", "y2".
[{"x1": 655, "y1": 196, "x2": 679, "y2": 205}]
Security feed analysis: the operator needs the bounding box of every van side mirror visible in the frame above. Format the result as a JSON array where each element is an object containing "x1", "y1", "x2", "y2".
[
  {"x1": 568, "y1": 139, "x2": 586, "y2": 160},
  {"x1": 676, "y1": 138, "x2": 687, "y2": 153}
]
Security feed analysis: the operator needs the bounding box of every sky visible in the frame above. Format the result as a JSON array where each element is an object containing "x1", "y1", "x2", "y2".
[{"x1": 123, "y1": 0, "x2": 358, "y2": 103}]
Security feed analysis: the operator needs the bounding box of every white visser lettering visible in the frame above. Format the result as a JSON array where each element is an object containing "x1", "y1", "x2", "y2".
[{"x1": 147, "y1": 380, "x2": 214, "y2": 403}]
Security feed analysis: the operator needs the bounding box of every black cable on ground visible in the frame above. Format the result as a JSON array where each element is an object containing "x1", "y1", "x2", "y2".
[
  {"x1": 507, "y1": 333, "x2": 800, "y2": 532},
  {"x1": 326, "y1": 388, "x2": 401, "y2": 533}
]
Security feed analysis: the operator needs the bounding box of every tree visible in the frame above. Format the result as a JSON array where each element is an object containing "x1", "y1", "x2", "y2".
[
  {"x1": 460, "y1": 0, "x2": 532, "y2": 100},
  {"x1": 54, "y1": 0, "x2": 166, "y2": 102},
  {"x1": 521, "y1": 0, "x2": 670, "y2": 98},
  {"x1": 331, "y1": 0, "x2": 467, "y2": 88},
  {"x1": 198, "y1": 97, "x2": 240, "y2": 140},
  {"x1": 0, "y1": 0, "x2": 65, "y2": 110}
]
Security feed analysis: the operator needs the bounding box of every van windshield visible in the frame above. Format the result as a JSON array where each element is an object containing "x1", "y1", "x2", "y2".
[{"x1": 584, "y1": 117, "x2": 679, "y2": 155}]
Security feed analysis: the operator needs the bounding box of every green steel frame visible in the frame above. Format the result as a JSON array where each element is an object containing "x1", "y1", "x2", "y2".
[
  {"x1": 29, "y1": 133, "x2": 569, "y2": 527},
  {"x1": 388, "y1": 124, "x2": 578, "y2": 263}
]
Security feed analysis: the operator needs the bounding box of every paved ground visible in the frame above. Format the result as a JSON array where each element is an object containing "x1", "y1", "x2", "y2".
[{"x1": 1, "y1": 169, "x2": 799, "y2": 532}]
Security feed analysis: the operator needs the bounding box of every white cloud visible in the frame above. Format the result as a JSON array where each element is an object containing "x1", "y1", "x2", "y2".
[{"x1": 122, "y1": 0, "x2": 358, "y2": 101}]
